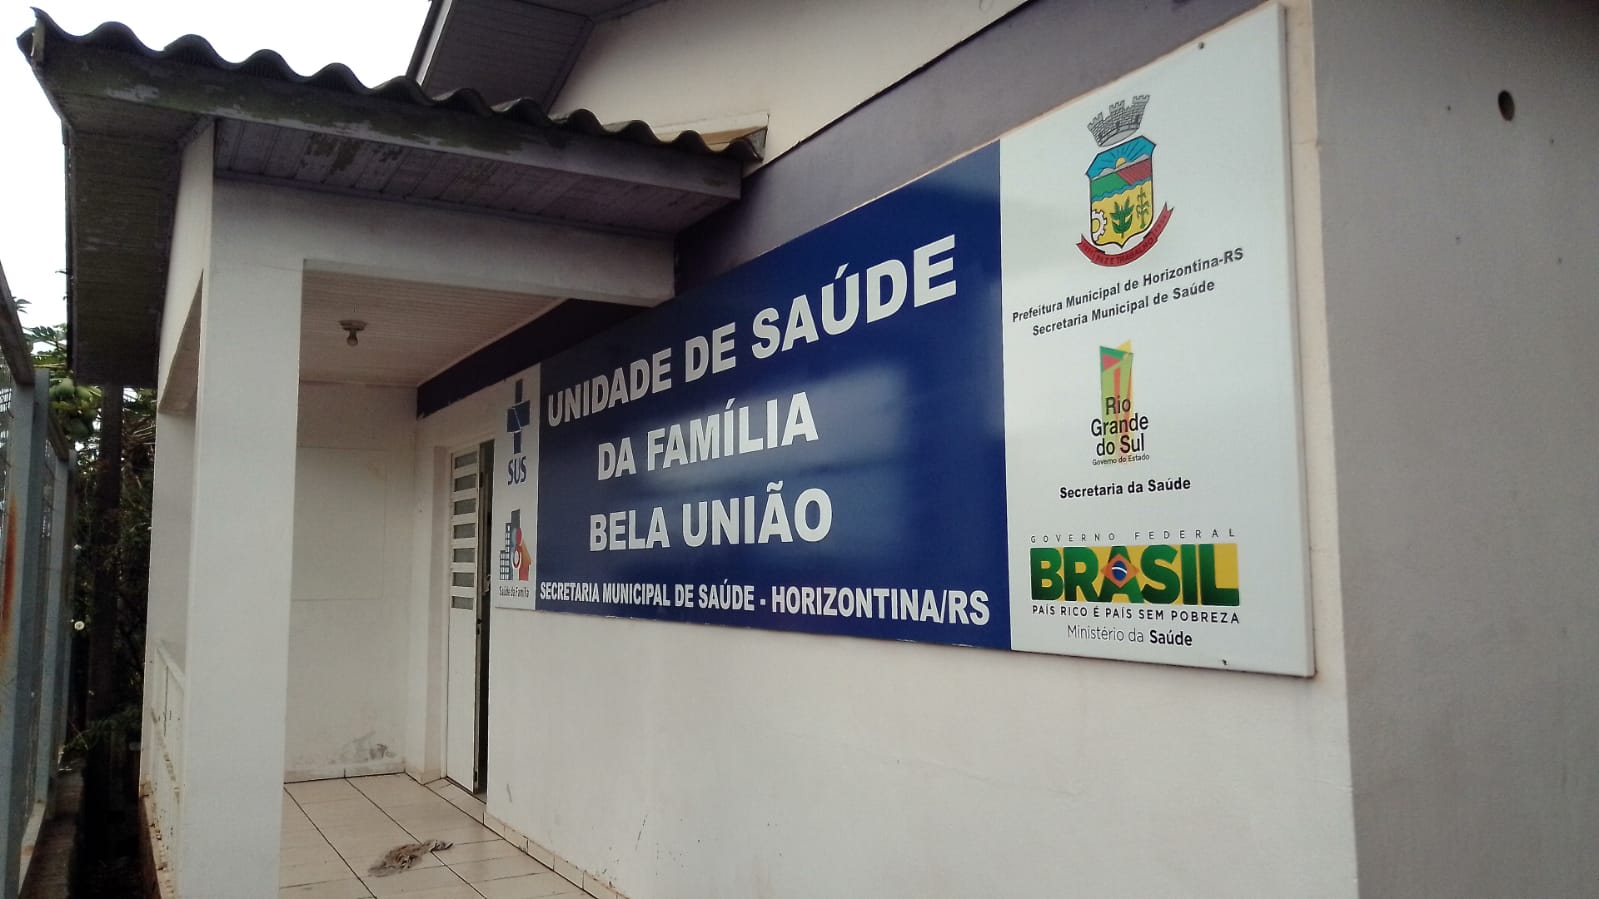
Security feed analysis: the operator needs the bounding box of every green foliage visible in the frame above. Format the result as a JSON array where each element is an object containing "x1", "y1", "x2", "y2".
[
  {"x1": 50, "y1": 377, "x2": 100, "y2": 442},
  {"x1": 74, "y1": 392, "x2": 155, "y2": 752},
  {"x1": 1110, "y1": 196, "x2": 1135, "y2": 237},
  {"x1": 64, "y1": 705, "x2": 140, "y2": 755},
  {"x1": 27, "y1": 321, "x2": 154, "y2": 761},
  {"x1": 28, "y1": 322, "x2": 101, "y2": 442}
]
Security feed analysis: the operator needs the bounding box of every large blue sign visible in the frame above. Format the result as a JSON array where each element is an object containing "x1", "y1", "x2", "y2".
[
  {"x1": 536, "y1": 146, "x2": 1009, "y2": 648},
  {"x1": 525, "y1": 10, "x2": 1316, "y2": 675}
]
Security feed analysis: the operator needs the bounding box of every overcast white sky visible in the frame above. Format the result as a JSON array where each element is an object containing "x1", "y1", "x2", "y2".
[{"x1": 0, "y1": 0, "x2": 429, "y2": 328}]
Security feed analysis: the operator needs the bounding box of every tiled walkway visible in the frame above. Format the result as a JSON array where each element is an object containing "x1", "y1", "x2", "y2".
[{"x1": 281, "y1": 775, "x2": 592, "y2": 899}]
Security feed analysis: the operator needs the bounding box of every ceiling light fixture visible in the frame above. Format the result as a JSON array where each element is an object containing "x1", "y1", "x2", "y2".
[{"x1": 339, "y1": 319, "x2": 367, "y2": 347}]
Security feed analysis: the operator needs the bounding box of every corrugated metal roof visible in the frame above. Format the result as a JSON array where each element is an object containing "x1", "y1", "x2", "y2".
[
  {"x1": 0, "y1": 260, "x2": 39, "y2": 387},
  {"x1": 208, "y1": 119, "x2": 735, "y2": 233},
  {"x1": 19, "y1": 9, "x2": 757, "y2": 387},
  {"x1": 410, "y1": 0, "x2": 665, "y2": 109},
  {"x1": 417, "y1": 0, "x2": 591, "y2": 111},
  {"x1": 21, "y1": 10, "x2": 760, "y2": 163}
]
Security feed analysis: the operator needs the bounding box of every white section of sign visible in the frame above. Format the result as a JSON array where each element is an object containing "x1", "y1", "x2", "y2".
[
  {"x1": 1000, "y1": 7, "x2": 1313, "y2": 674},
  {"x1": 493, "y1": 366, "x2": 541, "y2": 611}
]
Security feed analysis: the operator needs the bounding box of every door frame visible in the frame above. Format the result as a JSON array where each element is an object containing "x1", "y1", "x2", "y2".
[
  {"x1": 472, "y1": 438, "x2": 493, "y2": 794},
  {"x1": 443, "y1": 439, "x2": 493, "y2": 794}
]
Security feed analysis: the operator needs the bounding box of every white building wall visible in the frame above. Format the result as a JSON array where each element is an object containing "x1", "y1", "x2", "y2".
[
  {"x1": 554, "y1": 0, "x2": 1031, "y2": 161},
  {"x1": 143, "y1": 129, "x2": 213, "y2": 732},
  {"x1": 158, "y1": 123, "x2": 213, "y2": 394},
  {"x1": 176, "y1": 188, "x2": 306, "y2": 895},
  {"x1": 285, "y1": 383, "x2": 417, "y2": 780},
  {"x1": 449, "y1": 4, "x2": 1360, "y2": 898},
  {"x1": 486, "y1": 610, "x2": 1355, "y2": 898},
  {"x1": 1312, "y1": 1, "x2": 1599, "y2": 895},
  {"x1": 138, "y1": 144, "x2": 677, "y2": 891},
  {"x1": 185, "y1": 177, "x2": 666, "y2": 789},
  {"x1": 144, "y1": 413, "x2": 195, "y2": 670}
]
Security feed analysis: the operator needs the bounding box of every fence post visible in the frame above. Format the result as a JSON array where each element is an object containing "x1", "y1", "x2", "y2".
[{"x1": 0, "y1": 383, "x2": 48, "y2": 899}]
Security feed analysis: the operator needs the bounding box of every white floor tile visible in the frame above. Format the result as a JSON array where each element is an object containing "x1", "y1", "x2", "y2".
[
  {"x1": 370, "y1": 887, "x2": 483, "y2": 899},
  {"x1": 431, "y1": 840, "x2": 524, "y2": 865},
  {"x1": 327, "y1": 836, "x2": 434, "y2": 868},
  {"x1": 281, "y1": 858, "x2": 359, "y2": 888},
  {"x1": 441, "y1": 791, "x2": 488, "y2": 822},
  {"x1": 287, "y1": 780, "x2": 363, "y2": 804},
  {"x1": 352, "y1": 778, "x2": 441, "y2": 809},
  {"x1": 421, "y1": 822, "x2": 501, "y2": 844},
  {"x1": 325, "y1": 824, "x2": 406, "y2": 844},
  {"x1": 348, "y1": 851, "x2": 446, "y2": 877},
  {"x1": 304, "y1": 802, "x2": 388, "y2": 819},
  {"x1": 281, "y1": 843, "x2": 346, "y2": 868},
  {"x1": 448, "y1": 853, "x2": 554, "y2": 883},
  {"x1": 284, "y1": 778, "x2": 599, "y2": 899},
  {"x1": 389, "y1": 809, "x2": 476, "y2": 832},
  {"x1": 471, "y1": 873, "x2": 586, "y2": 899},
  {"x1": 360, "y1": 864, "x2": 470, "y2": 897},
  {"x1": 279, "y1": 878, "x2": 374, "y2": 898},
  {"x1": 282, "y1": 828, "x2": 336, "y2": 850}
]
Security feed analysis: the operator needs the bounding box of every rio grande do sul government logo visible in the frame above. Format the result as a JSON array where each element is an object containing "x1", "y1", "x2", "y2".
[
  {"x1": 1092, "y1": 341, "x2": 1149, "y2": 464},
  {"x1": 1079, "y1": 95, "x2": 1174, "y2": 267}
]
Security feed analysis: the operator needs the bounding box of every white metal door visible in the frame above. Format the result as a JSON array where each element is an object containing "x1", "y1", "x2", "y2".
[{"x1": 445, "y1": 446, "x2": 482, "y2": 789}]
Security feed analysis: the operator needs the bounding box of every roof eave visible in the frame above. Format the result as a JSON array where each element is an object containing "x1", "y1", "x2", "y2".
[
  {"x1": 30, "y1": 44, "x2": 748, "y2": 198},
  {"x1": 0, "y1": 261, "x2": 38, "y2": 387},
  {"x1": 406, "y1": 0, "x2": 447, "y2": 82},
  {"x1": 19, "y1": 9, "x2": 756, "y2": 389}
]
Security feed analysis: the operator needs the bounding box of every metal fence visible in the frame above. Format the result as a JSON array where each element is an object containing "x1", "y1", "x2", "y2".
[{"x1": 0, "y1": 263, "x2": 76, "y2": 899}]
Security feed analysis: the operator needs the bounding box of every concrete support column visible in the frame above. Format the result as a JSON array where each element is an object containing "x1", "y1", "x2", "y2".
[
  {"x1": 139, "y1": 412, "x2": 195, "y2": 790},
  {"x1": 175, "y1": 258, "x2": 301, "y2": 897},
  {"x1": 405, "y1": 446, "x2": 449, "y2": 784}
]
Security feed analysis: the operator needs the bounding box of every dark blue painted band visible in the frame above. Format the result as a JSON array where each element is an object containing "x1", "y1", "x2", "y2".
[{"x1": 416, "y1": 299, "x2": 642, "y2": 417}]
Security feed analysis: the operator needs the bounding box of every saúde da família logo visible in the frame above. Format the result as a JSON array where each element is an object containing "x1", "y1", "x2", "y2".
[
  {"x1": 500, "y1": 508, "x2": 531, "y2": 582},
  {"x1": 1079, "y1": 95, "x2": 1174, "y2": 267},
  {"x1": 1092, "y1": 342, "x2": 1150, "y2": 464}
]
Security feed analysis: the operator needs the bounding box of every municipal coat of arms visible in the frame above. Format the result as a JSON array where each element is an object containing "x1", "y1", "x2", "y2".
[{"x1": 1078, "y1": 95, "x2": 1174, "y2": 266}]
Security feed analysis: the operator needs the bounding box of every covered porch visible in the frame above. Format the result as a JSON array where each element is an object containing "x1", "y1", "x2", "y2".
[
  {"x1": 22, "y1": 11, "x2": 753, "y2": 898},
  {"x1": 280, "y1": 775, "x2": 590, "y2": 899}
]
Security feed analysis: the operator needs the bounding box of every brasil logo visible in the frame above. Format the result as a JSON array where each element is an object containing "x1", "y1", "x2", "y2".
[
  {"x1": 1078, "y1": 95, "x2": 1174, "y2": 267},
  {"x1": 1030, "y1": 544, "x2": 1239, "y2": 607}
]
